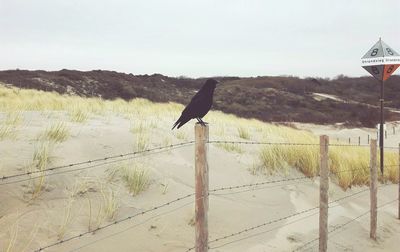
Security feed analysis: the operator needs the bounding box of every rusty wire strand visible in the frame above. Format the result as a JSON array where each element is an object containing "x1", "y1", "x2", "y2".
[{"x1": 0, "y1": 141, "x2": 195, "y2": 186}]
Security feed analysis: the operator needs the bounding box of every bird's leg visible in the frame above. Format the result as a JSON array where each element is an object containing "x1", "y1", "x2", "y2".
[
  {"x1": 198, "y1": 117, "x2": 208, "y2": 126},
  {"x1": 196, "y1": 117, "x2": 205, "y2": 126}
]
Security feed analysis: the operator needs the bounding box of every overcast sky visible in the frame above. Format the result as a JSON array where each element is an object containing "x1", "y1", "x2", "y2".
[{"x1": 1, "y1": 0, "x2": 399, "y2": 78}]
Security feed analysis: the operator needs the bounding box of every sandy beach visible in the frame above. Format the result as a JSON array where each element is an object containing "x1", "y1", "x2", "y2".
[{"x1": 0, "y1": 110, "x2": 399, "y2": 252}]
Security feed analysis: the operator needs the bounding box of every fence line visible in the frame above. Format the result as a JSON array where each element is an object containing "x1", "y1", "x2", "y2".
[
  {"x1": 0, "y1": 142, "x2": 195, "y2": 186},
  {"x1": 1, "y1": 141, "x2": 195, "y2": 181},
  {"x1": 34, "y1": 193, "x2": 195, "y2": 252},
  {"x1": 294, "y1": 198, "x2": 398, "y2": 252},
  {"x1": 2, "y1": 124, "x2": 398, "y2": 252},
  {"x1": 208, "y1": 140, "x2": 320, "y2": 146},
  {"x1": 186, "y1": 183, "x2": 395, "y2": 252},
  {"x1": 32, "y1": 177, "x2": 319, "y2": 252},
  {"x1": 2, "y1": 141, "x2": 391, "y2": 187},
  {"x1": 1, "y1": 139, "x2": 397, "y2": 185},
  {"x1": 68, "y1": 200, "x2": 195, "y2": 252},
  {"x1": 202, "y1": 185, "x2": 393, "y2": 251}
]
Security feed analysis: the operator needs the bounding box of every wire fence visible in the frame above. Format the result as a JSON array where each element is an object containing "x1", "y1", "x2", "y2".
[
  {"x1": 0, "y1": 133, "x2": 399, "y2": 252},
  {"x1": 293, "y1": 198, "x2": 398, "y2": 252}
]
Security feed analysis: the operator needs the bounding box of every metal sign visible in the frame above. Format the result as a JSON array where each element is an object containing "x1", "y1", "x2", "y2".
[
  {"x1": 361, "y1": 38, "x2": 400, "y2": 81},
  {"x1": 361, "y1": 38, "x2": 399, "y2": 175}
]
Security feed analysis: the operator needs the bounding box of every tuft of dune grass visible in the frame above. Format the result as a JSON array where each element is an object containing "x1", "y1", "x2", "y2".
[
  {"x1": 121, "y1": 165, "x2": 150, "y2": 196},
  {"x1": 30, "y1": 141, "x2": 53, "y2": 198},
  {"x1": 259, "y1": 137, "x2": 399, "y2": 189},
  {"x1": 0, "y1": 111, "x2": 23, "y2": 140},
  {"x1": 107, "y1": 163, "x2": 150, "y2": 196},
  {"x1": 237, "y1": 126, "x2": 251, "y2": 140},
  {"x1": 40, "y1": 122, "x2": 70, "y2": 143}
]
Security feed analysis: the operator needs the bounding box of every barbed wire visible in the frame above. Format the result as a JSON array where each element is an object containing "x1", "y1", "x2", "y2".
[
  {"x1": 328, "y1": 143, "x2": 369, "y2": 147},
  {"x1": 332, "y1": 168, "x2": 369, "y2": 174},
  {"x1": 206, "y1": 185, "x2": 389, "y2": 251},
  {"x1": 186, "y1": 181, "x2": 388, "y2": 252},
  {"x1": 33, "y1": 193, "x2": 195, "y2": 251},
  {"x1": 210, "y1": 179, "x2": 315, "y2": 197},
  {"x1": 293, "y1": 198, "x2": 398, "y2": 252},
  {"x1": 208, "y1": 140, "x2": 319, "y2": 146},
  {"x1": 208, "y1": 176, "x2": 310, "y2": 194},
  {"x1": 383, "y1": 146, "x2": 400, "y2": 149},
  {"x1": 67, "y1": 200, "x2": 195, "y2": 252},
  {"x1": 33, "y1": 176, "x2": 318, "y2": 251},
  {"x1": 0, "y1": 141, "x2": 195, "y2": 186},
  {"x1": 208, "y1": 140, "x2": 395, "y2": 148},
  {"x1": 204, "y1": 207, "x2": 319, "y2": 250}
]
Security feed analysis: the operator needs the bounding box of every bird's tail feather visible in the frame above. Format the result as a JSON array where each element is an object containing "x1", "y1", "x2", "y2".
[
  {"x1": 172, "y1": 120, "x2": 179, "y2": 130},
  {"x1": 172, "y1": 116, "x2": 190, "y2": 130}
]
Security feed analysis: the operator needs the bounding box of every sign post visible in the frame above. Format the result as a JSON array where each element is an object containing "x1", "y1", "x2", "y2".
[{"x1": 361, "y1": 38, "x2": 400, "y2": 174}]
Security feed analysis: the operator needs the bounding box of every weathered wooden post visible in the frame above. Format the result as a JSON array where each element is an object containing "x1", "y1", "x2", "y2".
[
  {"x1": 358, "y1": 136, "x2": 361, "y2": 146},
  {"x1": 370, "y1": 139, "x2": 378, "y2": 240},
  {"x1": 368, "y1": 134, "x2": 370, "y2": 144},
  {"x1": 348, "y1": 137, "x2": 351, "y2": 144},
  {"x1": 319, "y1": 135, "x2": 329, "y2": 252},
  {"x1": 195, "y1": 123, "x2": 209, "y2": 252}
]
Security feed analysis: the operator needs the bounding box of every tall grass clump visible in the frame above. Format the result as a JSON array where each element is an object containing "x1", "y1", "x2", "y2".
[
  {"x1": 69, "y1": 106, "x2": 89, "y2": 123},
  {"x1": 134, "y1": 134, "x2": 150, "y2": 152},
  {"x1": 100, "y1": 187, "x2": 120, "y2": 221},
  {"x1": 0, "y1": 124, "x2": 14, "y2": 140},
  {"x1": 30, "y1": 141, "x2": 53, "y2": 198},
  {"x1": 130, "y1": 121, "x2": 147, "y2": 135},
  {"x1": 57, "y1": 197, "x2": 74, "y2": 240},
  {"x1": 259, "y1": 125, "x2": 399, "y2": 189},
  {"x1": 260, "y1": 144, "x2": 319, "y2": 176},
  {"x1": 123, "y1": 165, "x2": 149, "y2": 196},
  {"x1": 237, "y1": 126, "x2": 251, "y2": 140},
  {"x1": 108, "y1": 163, "x2": 150, "y2": 196},
  {"x1": 0, "y1": 111, "x2": 23, "y2": 140},
  {"x1": 40, "y1": 122, "x2": 70, "y2": 143}
]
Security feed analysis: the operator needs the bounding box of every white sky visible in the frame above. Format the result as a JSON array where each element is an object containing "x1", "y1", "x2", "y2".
[{"x1": 1, "y1": 0, "x2": 399, "y2": 78}]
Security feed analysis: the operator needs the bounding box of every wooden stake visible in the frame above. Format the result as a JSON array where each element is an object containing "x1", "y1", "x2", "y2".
[
  {"x1": 370, "y1": 139, "x2": 378, "y2": 240},
  {"x1": 319, "y1": 135, "x2": 329, "y2": 252},
  {"x1": 195, "y1": 123, "x2": 209, "y2": 252}
]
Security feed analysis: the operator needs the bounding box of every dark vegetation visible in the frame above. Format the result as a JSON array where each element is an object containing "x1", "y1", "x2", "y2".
[{"x1": 1, "y1": 69, "x2": 399, "y2": 127}]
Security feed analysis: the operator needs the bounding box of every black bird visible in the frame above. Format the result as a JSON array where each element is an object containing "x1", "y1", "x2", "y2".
[{"x1": 172, "y1": 78, "x2": 218, "y2": 129}]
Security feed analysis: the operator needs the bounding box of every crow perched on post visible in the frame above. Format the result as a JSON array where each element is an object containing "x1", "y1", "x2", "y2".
[{"x1": 172, "y1": 79, "x2": 218, "y2": 129}]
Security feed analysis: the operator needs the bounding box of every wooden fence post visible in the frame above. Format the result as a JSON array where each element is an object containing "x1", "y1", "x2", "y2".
[
  {"x1": 368, "y1": 134, "x2": 370, "y2": 144},
  {"x1": 195, "y1": 123, "x2": 209, "y2": 252},
  {"x1": 319, "y1": 135, "x2": 329, "y2": 252},
  {"x1": 370, "y1": 139, "x2": 378, "y2": 240},
  {"x1": 358, "y1": 136, "x2": 361, "y2": 146},
  {"x1": 348, "y1": 137, "x2": 351, "y2": 144},
  {"x1": 398, "y1": 143, "x2": 400, "y2": 220}
]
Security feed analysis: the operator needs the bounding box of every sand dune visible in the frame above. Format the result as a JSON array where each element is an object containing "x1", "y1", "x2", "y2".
[{"x1": 0, "y1": 109, "x2": 398, "y2": 252}]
